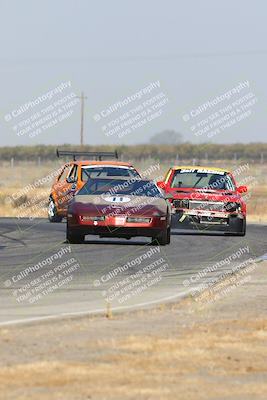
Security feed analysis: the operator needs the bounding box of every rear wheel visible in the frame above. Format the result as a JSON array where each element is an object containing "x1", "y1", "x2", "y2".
[{"x1": 48, "y1": 197, "x2": 63, "y2": 223}]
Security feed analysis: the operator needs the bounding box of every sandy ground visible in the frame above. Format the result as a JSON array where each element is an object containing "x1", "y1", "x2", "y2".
[{"x1": 0, "y1": 261, "x2": 266, "y2": 399}]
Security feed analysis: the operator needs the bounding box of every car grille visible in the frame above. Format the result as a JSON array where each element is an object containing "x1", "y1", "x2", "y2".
[
  {"x1": 189, "y1": 201, "x2": 225, "y2": 212},
  {"x1": 173, "y1": 199, "x2": 189, "y2": 208}
]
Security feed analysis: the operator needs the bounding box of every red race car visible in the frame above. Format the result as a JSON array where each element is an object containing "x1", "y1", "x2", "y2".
[
  {"x1": 157, "y1": 166, "x2": 247, "y2": 236},
  {"x1": 66, "y1": 177, "x2": 172, "y2": 245}
]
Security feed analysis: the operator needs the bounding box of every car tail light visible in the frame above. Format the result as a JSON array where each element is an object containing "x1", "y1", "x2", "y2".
[{"x1": 126, "y1": 217, "x2": 151, "y2": 223}]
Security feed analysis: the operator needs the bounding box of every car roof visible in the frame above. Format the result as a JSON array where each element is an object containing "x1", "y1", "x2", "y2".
[
  {"x1": 85, "y1": 176, "x2": 150, "y2": 181},
  {"x1": 171, "y1": 165, "x2": 230, "y2": 173},
  {"x1": 66, "y1": 160, "x2": 135, "y2": 167}
]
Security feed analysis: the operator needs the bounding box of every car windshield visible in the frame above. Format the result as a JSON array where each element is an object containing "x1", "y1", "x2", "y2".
[
  {"x1": 78, "y1": 178, "x2": 163, "y2": 198},
  {"x1": 81, "y1": 166, "x2": 139, "y2": 181},
  {"x1": 170, "y1": 169, "x2": 235, "y2": 190}
]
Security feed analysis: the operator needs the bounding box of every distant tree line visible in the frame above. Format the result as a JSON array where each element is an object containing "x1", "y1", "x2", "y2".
[
  {"x1": 149, "y1": 130, "x2": 183, "y2": 145},
  {"x1": 0, "y1": 143, "x2": 266, "y2": 162}
]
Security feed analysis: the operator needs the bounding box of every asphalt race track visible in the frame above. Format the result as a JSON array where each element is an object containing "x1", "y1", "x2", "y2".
[{"x1": 0, "y1": 218, "x2": 266, "y2": 326}]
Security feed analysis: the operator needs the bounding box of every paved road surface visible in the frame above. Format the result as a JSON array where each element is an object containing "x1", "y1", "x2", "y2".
[{"x1": 0, "y1": 218, "x2": 266, "y2": 325}]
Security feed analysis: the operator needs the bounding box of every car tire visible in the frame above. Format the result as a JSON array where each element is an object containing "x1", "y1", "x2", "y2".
[
  {"x1": 48, "y1": 197, "x2": 63, "y2": 223},
  {"x1": 225, "y1": 217, "x2": 246, "y2": 236},
  {"x1": 166, "y1": 226, "x2": 171, "y2": 244},
  {"x1": 66, "y1": 229, "x2": 85, "y2": 244},
  {"x1": 152, "y1": 227, "x2": 170, "y2": 246},
  {"x1": 236, "y1": 218, "x2": 246, "y2": 236}
]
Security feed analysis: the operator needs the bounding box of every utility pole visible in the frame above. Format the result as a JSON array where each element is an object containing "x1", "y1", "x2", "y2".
[{"x1": 76, "y1": 91, "x2": 87, "y2": 146}]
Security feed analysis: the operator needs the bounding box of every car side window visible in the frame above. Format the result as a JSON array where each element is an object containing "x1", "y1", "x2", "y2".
[
  {"x1": 58, "y1": 165, "x2": 72, "y2": 182},
  {"x1": 68, "y1": 164, "x2": 78, "y2": 181},
  {"x1": 225, "y1": 175, "x2": 235, "y2": 191}
]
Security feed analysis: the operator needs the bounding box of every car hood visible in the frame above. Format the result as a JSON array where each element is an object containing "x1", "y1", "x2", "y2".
[{"x1": 71, "y1": 194, "x2": 167, "y2": 215}]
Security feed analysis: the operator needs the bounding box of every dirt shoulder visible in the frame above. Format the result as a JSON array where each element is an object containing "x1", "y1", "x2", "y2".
[{"x1": 0, "y1": 262, "x2": 267, "y2": 400}]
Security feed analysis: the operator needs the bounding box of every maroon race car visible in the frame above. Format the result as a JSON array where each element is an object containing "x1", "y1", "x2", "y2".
[
  {"x1": 66, "y1": 177, "x2": 171, "y2": 245},
  {"x1": 157, "y1": 166, "x2": 247, "y2": 236}
]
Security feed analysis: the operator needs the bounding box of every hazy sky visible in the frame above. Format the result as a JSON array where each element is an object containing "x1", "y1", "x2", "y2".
[{"x1": 0, "y1": 0, "x2": 266, "y2": 146}]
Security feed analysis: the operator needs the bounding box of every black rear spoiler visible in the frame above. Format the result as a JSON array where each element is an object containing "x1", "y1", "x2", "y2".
[{"x1": 56, "y1": 149, "x2": 119, "y2": 161}]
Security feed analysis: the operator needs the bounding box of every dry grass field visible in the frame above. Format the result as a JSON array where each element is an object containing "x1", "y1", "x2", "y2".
[{"x1": 0, "y1": 160, "x2": 266, "y2": 222}]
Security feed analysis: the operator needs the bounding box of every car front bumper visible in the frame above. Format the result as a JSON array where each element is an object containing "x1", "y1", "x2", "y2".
[
  {"x1": 171, "y1": 208, "x2": 246, "y2": 232},
  {"x1": 67, "y1": 214, "x2": 169, "y2": 238}
]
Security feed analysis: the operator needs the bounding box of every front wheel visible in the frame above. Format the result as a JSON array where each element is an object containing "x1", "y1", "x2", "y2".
[
  {"x1": 236, "y1": 218, "x2": 246, "y2": 236},
  {"x1": 225, "y1": 217, "x2": 246, "y2": 236},
  {"x1": 48, "y1": 197, "x2": 63, "y2": 223},
  {"x1": 152, "y1": 227, "x2": 171, "y2": 246},
  {"x1": 166, "y1": 226, "x2": 171, "y2": 244},
  {"x1": 66, "y1": 229, "x2": 85, "y2": 244}
]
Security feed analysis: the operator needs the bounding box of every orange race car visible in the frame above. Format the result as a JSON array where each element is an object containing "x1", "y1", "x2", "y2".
[{"x1": 48, "y1": 150, "x2": 140, "y2": 222}]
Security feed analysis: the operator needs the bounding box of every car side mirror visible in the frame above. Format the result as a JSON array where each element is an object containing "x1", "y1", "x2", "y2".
[
  {"x1": 66, "y1": 184, "x2": 78, "y2": 196},
  {"x1": 237, "y1": 185, "x2": 248, "y2": 194},
  {"x1": 157, "y1": 181, "x2": 166, "y2": 190},
  {"x1": 66, "y1": 177, "x2": 76, "y2": 183}
]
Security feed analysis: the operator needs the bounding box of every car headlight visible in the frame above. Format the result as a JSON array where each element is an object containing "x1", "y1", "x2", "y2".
[
  {"x1": 224, "y1": 202, "x2": 241, "y2": 212},
  {"x1": 126, "y1": 217, "x2": 151, "y2": 223},
  {"x1": 81, "y1": 215, "x2": 105, "y2": 221},
  {"x1": 173, "y1": 199, "x2": 189, "y2": 208}
]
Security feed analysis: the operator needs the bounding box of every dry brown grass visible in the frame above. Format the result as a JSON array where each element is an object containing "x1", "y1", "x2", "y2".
[
  {"x1": 0, "y1": 161, "x2": 58, "y2": 218},
  {"x1": 0, "y1": 161, "x2": 266, "y2": 222},
  {"x1": 0, "y1": 318, "x2": 267, "y2": 400}
]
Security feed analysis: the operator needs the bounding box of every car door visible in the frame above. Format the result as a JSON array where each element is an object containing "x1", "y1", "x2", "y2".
[{"x1": 54, "y1": 163, "x2": 76, "y2": 211}]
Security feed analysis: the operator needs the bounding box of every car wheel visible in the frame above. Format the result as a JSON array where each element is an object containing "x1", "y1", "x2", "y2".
[
  {"x1": 225, "y1": 217, "x2": 246, "y2": 236},
  {"x1": 152, "y1": 228, "x2": 169, "y2": 246},
  {"x1": 166, "y1": 226, "x2": 171, "y2": 244},
  {"x1": 236, "y1": 218, "x2": 246, "y2": 236},
  {"x1": 66, "y1": 229, "x2": 85, "y2": 244},
  {"x1": 48, "y1": 197, "x2": 63, "y2": 223}
]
